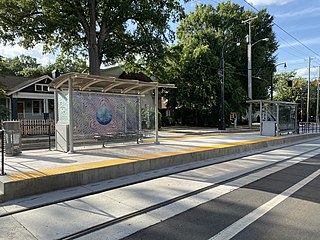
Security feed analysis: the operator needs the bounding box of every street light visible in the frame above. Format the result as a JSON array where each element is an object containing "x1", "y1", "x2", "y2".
[
  {"x1": 218, "y1": 40, "x2": 240, "y2": 130},
  {"x1": 252, "y1": 38, "x2": 269, "y2": 47},
  {"x1": 242, "y1": 16, "x2": 269, "y2": 128},
  {"x1": 271, "y1": 62, "x2": 287, "y2": 101}
]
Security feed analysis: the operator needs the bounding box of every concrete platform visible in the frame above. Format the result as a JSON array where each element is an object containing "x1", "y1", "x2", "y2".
[{"x1": 0, "y1": 128, "x2": 319, "y2": 202}]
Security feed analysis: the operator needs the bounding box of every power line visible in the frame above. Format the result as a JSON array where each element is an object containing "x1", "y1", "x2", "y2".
[{"x1": 243, "y1": 0, "x2": 320, "y2": 60}]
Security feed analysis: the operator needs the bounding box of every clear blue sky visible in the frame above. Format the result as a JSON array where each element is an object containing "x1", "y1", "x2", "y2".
[{"x1": 0, "y1": 0, "x2": 319, "y2": 79}]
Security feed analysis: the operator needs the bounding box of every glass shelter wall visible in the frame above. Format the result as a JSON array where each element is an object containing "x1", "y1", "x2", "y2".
[
  {"x1": 252, "y1": 100, "x2": 298, "y2": 136},
  {"x1": 72, "y1": 91, "x2": 139, "y2": 140}
]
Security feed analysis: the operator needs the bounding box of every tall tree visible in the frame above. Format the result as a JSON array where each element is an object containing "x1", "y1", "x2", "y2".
[
  {"x1": 161, "y1": 2, "x2": 277, "y2": 126},
  {"x1": 0, "y1": 0, "x2": 184, "y2": 75}
]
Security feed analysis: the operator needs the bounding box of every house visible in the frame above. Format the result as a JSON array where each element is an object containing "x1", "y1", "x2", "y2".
[{"x1": 0, "y1": 75, "x2": 54, "y2": 120}]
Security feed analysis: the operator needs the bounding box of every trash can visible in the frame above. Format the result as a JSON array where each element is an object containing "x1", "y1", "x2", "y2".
[{"x1": 3, "y1": 121, "x2": 22, "y2": 156}]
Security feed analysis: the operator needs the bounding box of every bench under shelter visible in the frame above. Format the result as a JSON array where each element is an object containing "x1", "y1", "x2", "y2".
[{"x1": 49, "y1": 72, "x2": 175, "y2": 152}]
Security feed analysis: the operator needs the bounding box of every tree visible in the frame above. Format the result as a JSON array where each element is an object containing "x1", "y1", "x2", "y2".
[
  {"x1": 0, "y1": 53, "x2": 88, "y2": 77},
  {"x1": 273, "y1": 71, "x2": 299, "y2": 102},
  {"x1": 160, "y1": 2, "x2": 277, "y2": 126},
  {"x1": 273, "y1": 71, "x2": 318, "y2": 121},
  {"x1": 0, "y1": 0, "x2": 184, "y2": 75},
  {"x1": 0, "y1": 55, "x2": 39, "y2": 76}
]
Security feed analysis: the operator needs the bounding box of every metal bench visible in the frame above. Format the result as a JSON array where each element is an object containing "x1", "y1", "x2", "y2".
[{"x1": 94, "y1": 132, "x2": 143, "y2": 147}]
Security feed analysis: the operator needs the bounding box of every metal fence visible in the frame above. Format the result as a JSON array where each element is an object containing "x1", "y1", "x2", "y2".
[
  {"x1": 298, "y1": 122, "x2": 320, "y2": 134},
  {"x1": 1, "y1": 119, "x2": 55, "y2": 136},
  {"x1": 0, "y1": 129, "x2": 4, "y2": 175}
]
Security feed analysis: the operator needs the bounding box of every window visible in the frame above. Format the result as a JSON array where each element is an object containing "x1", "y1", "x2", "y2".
[
  {"x1": 35, "y1": 85, "x2": 42, "y2": 91},
  {"x1": 35, "y1": 84, "x2": 49, "y2": 92},
  {"x1": 33, "y1": 101, "x2": 41, "y2": 114}
]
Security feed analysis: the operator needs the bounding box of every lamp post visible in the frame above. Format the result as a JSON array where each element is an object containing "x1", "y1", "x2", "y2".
[
  {"x1": 271, "y1": 62, "x2": 287, "y2": 101},
  {"x1": 317, "y1": 66, "x2": 320, "y2": 123},
  {"x1": 218, "y1": 40, "x2": 240, "y2": 130}
]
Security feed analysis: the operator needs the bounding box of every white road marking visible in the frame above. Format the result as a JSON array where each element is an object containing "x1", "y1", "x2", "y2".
[
  {"x1": 209, "y1": 168, "x2": 320, "y2": 240},
  {"x1": 78, "y1": 148, "x2": 320, "y2": 240}
]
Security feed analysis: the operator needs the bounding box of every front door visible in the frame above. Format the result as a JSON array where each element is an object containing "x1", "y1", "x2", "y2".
[{"x1": 17, "y1": 102, "x2": 24, "y2": 119}]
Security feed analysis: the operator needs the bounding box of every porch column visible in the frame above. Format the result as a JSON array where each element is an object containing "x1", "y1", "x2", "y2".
[
  {"x1": 43, "y1": 99, "x2": 49, "y2": 113},
  {"x1": 11, "y1": 98, "x2": 18, "y2": 120},
  {"x1": 8, "y1": 97, "x2": 12, "y2": 120}
]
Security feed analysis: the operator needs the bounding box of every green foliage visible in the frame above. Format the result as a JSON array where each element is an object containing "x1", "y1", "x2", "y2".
[
  {"x1": 0, "y1": 105, "x2": 9, "y2": 120},
  {"x1": 0, "y1": 0, "x2": 185, "y2": 75},
  {"x1": 273, "y1": 71, "x2": 320, "y2": 121},
  {"x1": 0, "y1": 53, "x2": 89, "y2": 77},
  {"x1": 159, "y1": 2, "x2": 277, "y2": 126},
  {"x1": 0, "y1": 83, "x2": 8, "y2": 120},
  {"x1": 273, "y1": 71, "x2": 301, "y2": 102},
  {"x1": 52, "y1": 53, "x2": 88, "y2": 74},
  {"x1": 0, "y1": 55, "x2": 39, "y2": 76}
]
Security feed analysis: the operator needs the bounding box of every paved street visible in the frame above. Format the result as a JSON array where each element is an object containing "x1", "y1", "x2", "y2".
[{"x1": 124, "y1": 152, "x2": 320, "y2": 240}]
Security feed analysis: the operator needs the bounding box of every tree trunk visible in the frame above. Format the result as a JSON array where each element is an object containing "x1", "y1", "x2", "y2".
[
  {"x1": 88, "y1": 43, "x2": 101, "y2": 75},
  {"x1": 88, "y1": 0, "x2": 101, "y2": 75}
]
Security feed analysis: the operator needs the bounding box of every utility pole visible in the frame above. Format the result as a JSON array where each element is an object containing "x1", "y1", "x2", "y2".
[
  {"x1": 307, "y1": 56, "x2": 311, "y2": 127},
  {"x1": 242, "y1": 16, "x2": 257, "y2": 128},
  {"x1": 242, "y1": 16, "x2": 258, "y2": 128},
  {"x1": 316, "y1": 66, "x2": 320, "y2": 123},
  {"x1": 219, "y1": 45, "x2": 226, "y2": 130}
]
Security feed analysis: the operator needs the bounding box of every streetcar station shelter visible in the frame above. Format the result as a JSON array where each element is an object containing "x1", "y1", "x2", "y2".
[
  {"x1": 247, "y1": 99, "x2": 298, "y2": 136},
  {"x1": 49, "y1": 73, "x2": 175, "y2": 152}
]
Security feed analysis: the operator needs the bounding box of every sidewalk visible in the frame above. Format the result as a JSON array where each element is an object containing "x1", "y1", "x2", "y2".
[{"x1": 0, "y1": 128, "x2": 318, "y2": 202}]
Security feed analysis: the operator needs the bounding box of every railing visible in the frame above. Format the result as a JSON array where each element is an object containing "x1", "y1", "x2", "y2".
[
  {"x1": 20, "y1": 119, "x2": 55, "y2": 136},
  {"x1": 18, "y1": 113, "x2": 54, "y2": 120},
  {"x1": 1, "y1": 129, "x2": 4, "y2": 175},
  {"x1": 299, "y1": 122, "x2": 320, "y2": 134}
]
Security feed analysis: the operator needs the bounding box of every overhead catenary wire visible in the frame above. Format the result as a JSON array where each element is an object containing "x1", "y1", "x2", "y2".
[{"x1": 243, "y1": 0, "x2": 320, "y2": 63}]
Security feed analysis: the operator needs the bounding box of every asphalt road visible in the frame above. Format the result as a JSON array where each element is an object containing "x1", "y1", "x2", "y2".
[{"x1": 124, "y1": 155, "x2": 320, "y2": 240}]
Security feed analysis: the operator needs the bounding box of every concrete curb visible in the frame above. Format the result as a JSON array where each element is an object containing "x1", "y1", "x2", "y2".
[{"x1": 1, "y1": 133, "x2": 319, "y2": 202}]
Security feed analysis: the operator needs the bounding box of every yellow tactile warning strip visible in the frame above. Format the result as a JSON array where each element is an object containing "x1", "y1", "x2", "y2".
[
  {"x1": 143, "y1": 133, "x2": 228, "y2": 143},
  {"x1": 143, "y1": 131, "x2": 260, "y2": 143},
  {"x1": 8, "y1": 136, "x2": 279, "y2": 182}
]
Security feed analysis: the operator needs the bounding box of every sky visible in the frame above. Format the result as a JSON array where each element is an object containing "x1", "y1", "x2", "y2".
[{"x1": 0, "y1": 0, "x2": 319, "y2": 79}]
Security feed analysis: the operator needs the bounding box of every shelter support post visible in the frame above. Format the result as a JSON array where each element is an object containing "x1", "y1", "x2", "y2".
[
  {"x1": 138, "y1": 97, "x2": 142, "y2": 134},
  {"x1": 154, "y1": 87, "x2": 159, "y2": 144},
  {"x1": 276, "y1": 103, "x2": 280, "y2": 136},
  {"x1": 68, "y1": 78, "x2": 74, "y2": 153},
  {"x1": 54, "y1": 89, "x2": 58, "y2": 150},
  {"x1": 295, "y1": 104, "x2": 298, "y2": 133},
  {"x1": 259, "y1": 100, "x2": 262, "y2": 135},
  {"x1": 124, "y1": 97, "x2": 127, "y2": 133}
]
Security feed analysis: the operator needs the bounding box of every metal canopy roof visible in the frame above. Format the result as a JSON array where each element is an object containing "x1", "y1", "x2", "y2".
[
  {"x1": 246, "y1": 99, "x2": 297, "y2": 106},
  {"x1": 49, "y1": 72, "x2": 175, "y2": 95}
]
